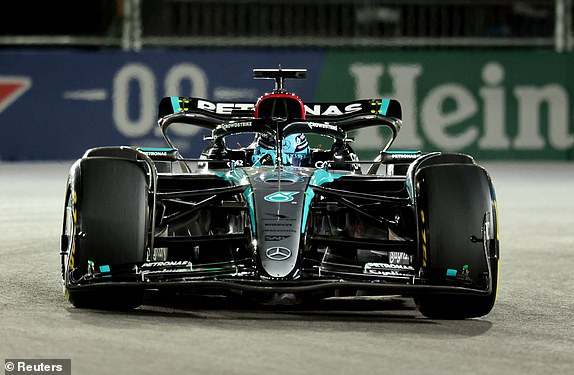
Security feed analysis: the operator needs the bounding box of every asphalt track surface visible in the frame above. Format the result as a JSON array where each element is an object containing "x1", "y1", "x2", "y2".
[{"x1": 0, "y1": 161, "x2": 573, "y2": 375}]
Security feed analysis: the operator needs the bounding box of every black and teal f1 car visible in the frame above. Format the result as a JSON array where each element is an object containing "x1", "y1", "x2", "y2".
[{"x1": 60, "y1": 68, "x2": 499, "y2": 318}]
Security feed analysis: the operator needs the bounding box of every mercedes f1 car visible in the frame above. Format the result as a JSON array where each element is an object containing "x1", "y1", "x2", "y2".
[{"x1": 60, "y1": 68, "x2": 499, "y2": 319}]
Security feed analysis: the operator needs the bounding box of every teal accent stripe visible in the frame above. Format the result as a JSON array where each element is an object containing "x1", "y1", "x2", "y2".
[
  {"x1": 309, "y1": 169, "x2": 342, "y2": 186},
  {"x1": 446, "y1": 269, "x2": 457, "y2": 277},
  {"x1": 379, "y1": 99, "x2": 390, "y2": 116},
  {"x1": 302, "y1": 187, "x2": 315, "y2": 234},
  {"x1": 302, "y1": 170, "x2": 342, "y2": 233},
  {"x1": 244, "y1": 186, "x2": 256, "y2": 233},
  {"x1": 170, "y1": 96, "x2": 181, "y2": 113},
  {"x1": 99, "y1": 265, "x2": 111, "y2": 273},
  {"x1": 215, "y1": 170, "x2": 256, "y2": 233}
]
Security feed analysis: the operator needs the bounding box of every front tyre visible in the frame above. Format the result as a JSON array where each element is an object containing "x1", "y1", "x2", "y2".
[
  {"x1": 414, "y1": 163, "x2": 499, "y2": 319},
  {"x1": 62, "y1": 157, "x2": 148, "y2": 310}
]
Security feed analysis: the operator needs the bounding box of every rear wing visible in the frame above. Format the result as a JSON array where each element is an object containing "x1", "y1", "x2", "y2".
[{"x1": 157, "y1": 96, "x2": 402, "y2": 132}]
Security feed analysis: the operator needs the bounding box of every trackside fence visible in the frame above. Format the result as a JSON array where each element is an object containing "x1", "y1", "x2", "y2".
[{"x1": 0, "y1": 0, "x2": 572, "y2": 51}]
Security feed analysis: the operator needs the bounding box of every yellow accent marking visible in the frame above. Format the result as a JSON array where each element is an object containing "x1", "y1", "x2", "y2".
[
  {"x1": 420, "y1": 209, "x2": 428, "y2": 267},
  {"x1": 69, "y1": 242, "x2": 75, "y2": 268}
]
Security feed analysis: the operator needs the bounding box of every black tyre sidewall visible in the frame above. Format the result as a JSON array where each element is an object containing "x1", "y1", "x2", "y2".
[
  {"x1": 415, "y1": 164, "x2": 498, "y2": 319},
  {"x1": 64, "y1": 158, "x2": 148, "y2": 309}
]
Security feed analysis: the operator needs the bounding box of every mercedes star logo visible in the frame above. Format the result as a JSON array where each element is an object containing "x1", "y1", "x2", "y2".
[{"x1": 265, "y1": 247, "x2": 292, "y2": 261}]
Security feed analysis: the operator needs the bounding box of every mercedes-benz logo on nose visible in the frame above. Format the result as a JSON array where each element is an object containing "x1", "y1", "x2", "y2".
[{"x1": 265, "y1": 247, "x2": 292, "y2": 261}]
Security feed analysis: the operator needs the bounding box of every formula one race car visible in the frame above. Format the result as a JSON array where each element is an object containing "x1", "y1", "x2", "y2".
[{"x1": 60, "y1": 68, "x2": 499, "y2": 319}]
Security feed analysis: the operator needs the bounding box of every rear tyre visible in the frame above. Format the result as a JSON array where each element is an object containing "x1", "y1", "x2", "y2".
[
  {"x1": 62, "y1": 157, "x2": 148, "y2": 310},
  {"x1": 414, "y1": 164, "x2": 499, "y2": 319}
]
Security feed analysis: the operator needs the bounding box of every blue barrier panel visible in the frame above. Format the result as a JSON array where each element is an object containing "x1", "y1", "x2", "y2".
[{"x1": 0, "y1": 50, "x2": 325, "y2": 160}]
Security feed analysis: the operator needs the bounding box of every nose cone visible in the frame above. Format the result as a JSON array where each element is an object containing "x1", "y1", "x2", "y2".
[{"x1": 248, "y1": 168, "x2": 311, "y2": 278}]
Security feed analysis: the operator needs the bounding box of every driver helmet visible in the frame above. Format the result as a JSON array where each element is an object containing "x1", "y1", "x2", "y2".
[{"x1": 252, "y1": 133, "x2": 310, "y2": 166}]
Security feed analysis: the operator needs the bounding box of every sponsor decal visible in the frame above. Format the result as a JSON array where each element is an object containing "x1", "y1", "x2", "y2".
[
  {"x1": 142, "y1": 268, "x2": 192, "y2": 274},
  {"x1": 389, "y1": 251, "x2": 411, "y2": 265},
  {"x1": 152, "y1": 247, "x2": 168, "y2": 261},
  {"x1": 265, "y1": 247, "x2": 292, "y2": 261},
  {"x1": 138, "y1": 148, "x2": 176, "y2": 158},
  {"x1": 364, "y1": 262, "x2": 415, "y2": 274},
  {"x1": 364, "y1": 263, "x2": 414, "y2": 278},
  {"x1": 142, "y1": 151, "x2": 168, "y2": 156},
  {"x1": 141, "y1": 261, "x2": 192, "y2": 269},
  {"x1": 264, "y1": 191, "x2": 299, "y2": 203},
  {"x1": 223, "y1": 121, "x2": 252, "y2": 129},
  {"x1": 196, "y1": 99, "x2": 254, "y2": 114},
  {"x1": 304, "y1": 103, "x2": 363, "y2": 116},
  {"x1": 306, "y1": 122, "x2": 340, "y2": 131},
  {"x1": 265, "y1": 235, "x2": 291, "y2": 241},
  {"x1": 366, "y1": 270, "x2": 406, "y2": 277},
  {"x1": 387, "y1": 153, "x2": 420, "y2": 160}
]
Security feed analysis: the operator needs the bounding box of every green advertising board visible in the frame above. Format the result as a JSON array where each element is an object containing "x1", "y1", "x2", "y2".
[{"x1": 317, "y1": 50, "x2": 574, "y2": 160}]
